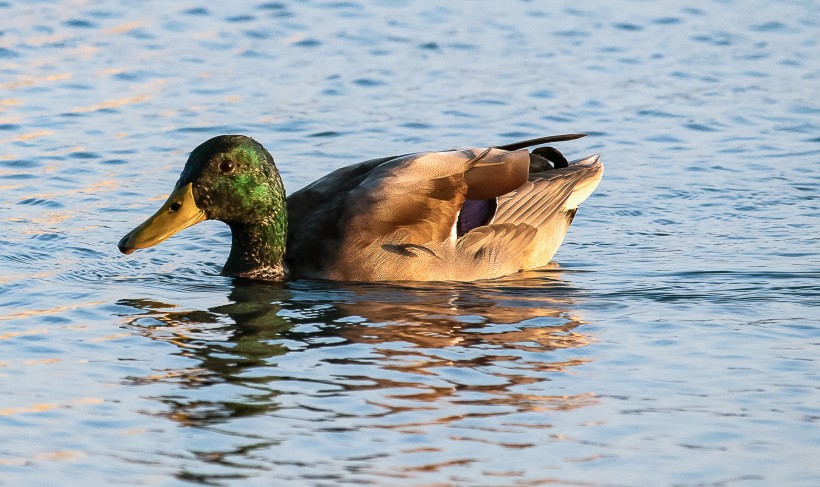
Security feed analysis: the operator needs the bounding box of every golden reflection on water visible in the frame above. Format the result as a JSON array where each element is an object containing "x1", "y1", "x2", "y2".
[
  {"x1": 72, "y1": 94, "x2": 152, "y2": 114},
  {"x1": 118, "y1": 272, "x2": 598, "y2": 432},
  {"x1": 0, "y1": 72, "x2": 72, "y2": 91},
  {"x1": 20, "y1": 179, "x2": 119, "y2": 202},
  {"x1": 0, "y1": 397, "x2": 102, "y2": 417},
  {"x1": 0, "y1": 129, "x2": 53, "y2": 144},
  {"x1": 104, "y1": 21, "x2": 145, "y2": 35},
  {"x1": 0, "y1": 300, "x2": 105, "y2": 323}
]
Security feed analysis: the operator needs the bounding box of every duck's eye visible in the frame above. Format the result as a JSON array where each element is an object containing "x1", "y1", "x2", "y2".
[{"x1": 218, "y1": 160, "x2": 234, "y2": 174}]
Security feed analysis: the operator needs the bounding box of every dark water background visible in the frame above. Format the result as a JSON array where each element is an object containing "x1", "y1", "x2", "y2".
[{"x1": 1, "y1": 0, "x2": 818, "y2": 485}]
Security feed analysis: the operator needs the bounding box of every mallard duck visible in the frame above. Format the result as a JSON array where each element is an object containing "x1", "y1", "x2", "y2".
[{"x1": 118, "y1": 134, "x2": 603, "y2": 282}]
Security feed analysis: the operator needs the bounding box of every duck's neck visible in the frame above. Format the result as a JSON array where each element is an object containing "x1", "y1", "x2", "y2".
[{"x1": 223, "y1": 211, "x2": 288, "y2": 281}]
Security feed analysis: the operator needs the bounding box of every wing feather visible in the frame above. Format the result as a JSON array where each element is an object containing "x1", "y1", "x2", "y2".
[
  {"x1": 495, "y1": 164, "x2": 598, "y2": 228},
  {"x1": 457, "y1": 223, "x2": 539, "y2": 274},
  {"x1": 343, "y1": 147, "x2": 529, "y2": 246}
]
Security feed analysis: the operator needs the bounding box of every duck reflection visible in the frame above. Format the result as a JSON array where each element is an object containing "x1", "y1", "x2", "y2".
[
  {"x1": 119, "y1": 284, "x2": 296, "y2": 426},
  {"x1": 118, "y1": 270, "x2": 596, "y2": 429},
  {"x1": 327, "y1": 275, "x2": 590, "y2": 354}
]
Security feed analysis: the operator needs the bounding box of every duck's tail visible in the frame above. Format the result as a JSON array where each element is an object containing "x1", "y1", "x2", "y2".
[{"x1": 495, "y1": 133, "x2": 586, "y2": 151}]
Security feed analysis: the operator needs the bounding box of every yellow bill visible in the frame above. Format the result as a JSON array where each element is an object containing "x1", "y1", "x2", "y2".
[{"x1": 118, "y1": 182, "x2": 207, "y2": 254}]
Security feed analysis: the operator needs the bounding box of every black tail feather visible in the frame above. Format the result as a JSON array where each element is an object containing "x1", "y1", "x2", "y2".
[{"x1": 496, "y1": 133, "x2": 586, "y2": 151}]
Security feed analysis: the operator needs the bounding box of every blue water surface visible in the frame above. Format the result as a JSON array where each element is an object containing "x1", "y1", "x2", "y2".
[{"x1": 0, "y1": 0, "x2": 818, "y2": 485}]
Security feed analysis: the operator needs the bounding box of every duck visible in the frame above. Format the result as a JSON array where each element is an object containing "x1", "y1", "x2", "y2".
[{"x1": 118, "y1": 134, "x2": 603, "y2": 282}]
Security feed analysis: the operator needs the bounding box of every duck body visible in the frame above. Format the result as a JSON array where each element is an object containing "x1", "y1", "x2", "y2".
[{"x1": 119, "y1": 134, "x2": 603, "y2": 282}]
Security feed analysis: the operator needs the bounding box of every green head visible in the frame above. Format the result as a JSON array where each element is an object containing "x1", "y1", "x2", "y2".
[
  {"x1": 177, "y1": 135, "x2": 285, "y2": 224},
  {"x1": 119, "y1": 135, "x2": 289, "y2": 280}
]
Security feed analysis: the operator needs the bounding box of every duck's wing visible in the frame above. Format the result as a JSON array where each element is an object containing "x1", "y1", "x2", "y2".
[
  {"x1": 285, "y1": 146, "x2": 533, "y2": 278},
  {"x1": 447, "y1": 155, "x2": 601, "y2": 277},
  {"x1": 344, "y1": 146, "x2": 534, "y2": 244},
  {"x1": 492, "y1": 154, "x2": 603, "y2": 270},
  {"x1": 495, "y1": 155, "x2": 602, "y2": 227}
]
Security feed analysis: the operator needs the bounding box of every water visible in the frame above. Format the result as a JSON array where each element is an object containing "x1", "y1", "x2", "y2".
[{"x1": 1, "y1": 0, "x2": 819, "y2": 485}]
